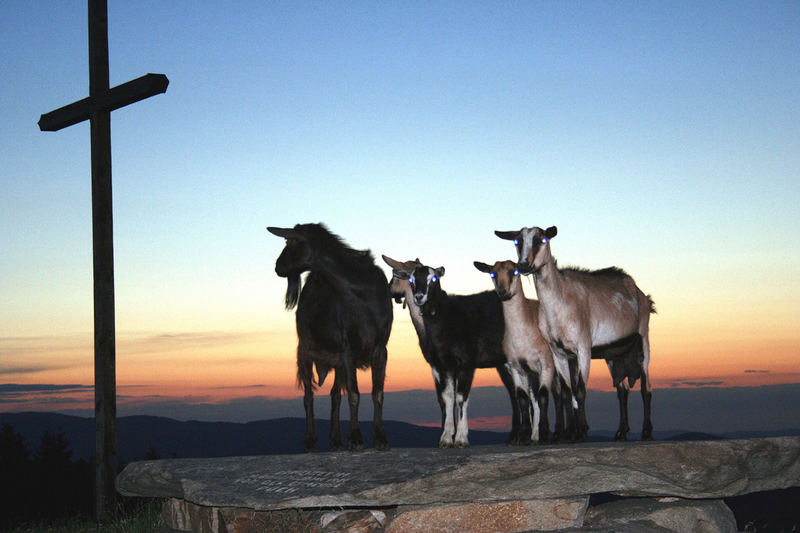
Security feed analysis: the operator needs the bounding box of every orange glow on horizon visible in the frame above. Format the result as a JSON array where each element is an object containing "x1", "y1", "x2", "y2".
[{"x1": 1, "y1": 314, "x2": 798, "y2": 413}]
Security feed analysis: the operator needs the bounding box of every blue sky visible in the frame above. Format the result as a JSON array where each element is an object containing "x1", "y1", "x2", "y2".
[{"x1": 1, "y1": 2, "x2": 799, "y2": 413}]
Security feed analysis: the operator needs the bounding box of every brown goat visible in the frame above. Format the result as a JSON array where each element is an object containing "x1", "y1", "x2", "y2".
[{"x1": 496, "y1": 226, "x2": 655, "y2": 441}]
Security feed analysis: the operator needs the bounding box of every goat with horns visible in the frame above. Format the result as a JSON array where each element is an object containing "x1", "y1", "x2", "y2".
[
  {"x1": 268, "y1": 223, "x2": 393, "y2": 452},
  {"x1": 496, "y1": 226, "x2": 655, "y2": 441}
]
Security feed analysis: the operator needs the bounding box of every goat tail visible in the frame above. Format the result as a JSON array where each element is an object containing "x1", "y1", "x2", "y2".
[
  {"x1": 285, "y1": 274, "x2": 301, "y2": 310},
  {"x1": 296, "y1": 359, "x2": 318, "y2": 392}
]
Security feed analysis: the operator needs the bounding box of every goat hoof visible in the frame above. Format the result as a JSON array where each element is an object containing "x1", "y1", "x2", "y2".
[
  {"x1": 439, "y1": 441, "x2": 454, "y2": 449},
  {"x1": 614, "y1": 432, "x2": 628, "y2": 442},
  {"x1": 304, "y1": 435, "x2": 317, "y2": 453},
  {"x1": 348, "y1": 432, "x2": 364, "y2": 452},
  {"x1": 373, "y1": 427, "x2": 390, "y2": 451},
  {"x1": 454, "y1": 441, "x2": 469, "y2": 449}
]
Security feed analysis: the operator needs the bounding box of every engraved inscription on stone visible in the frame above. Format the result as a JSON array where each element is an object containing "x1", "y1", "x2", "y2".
[{"x1": 235, "y1": 470, "x2": 352, "y2": 496}]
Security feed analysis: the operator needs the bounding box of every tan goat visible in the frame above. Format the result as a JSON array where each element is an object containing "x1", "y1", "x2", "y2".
[
  {"x1": 496, "y1": 226, "x2": 655, "y2": 441},
  {"x1": 474, "y1": 260, "x2": 573, "y2": 442}
]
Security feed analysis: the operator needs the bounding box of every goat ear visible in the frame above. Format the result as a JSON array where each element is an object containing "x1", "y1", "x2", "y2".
[
  {"x1": 435, "y1": 267, "x2": 445, "y2": 278},
  {"x1": 473, "y1": 261, "x2": 492, "y2": 273},
  {"x1": 494, "y1": 230, "x2": 519, "y2": 241},
  {"x1": 382, "y1": 255, "x2": 402, "y2": 269},
  {"x1": 545, "y1": 226, "x2": 558, "y2": 240},
  {"x1": 267, "y1": 226, "x2": 296, "y2": 239}
]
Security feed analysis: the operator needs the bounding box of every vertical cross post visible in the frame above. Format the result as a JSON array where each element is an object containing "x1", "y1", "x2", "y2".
[
  {"x1": 88, "y1": 0, "x2": 116, "y2": 521},
  {"x1": 38, "y1": 0, "x2": 168, "y2": 521}
]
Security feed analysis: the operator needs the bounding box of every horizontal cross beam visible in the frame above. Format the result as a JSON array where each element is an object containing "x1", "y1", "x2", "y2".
[{"x1": 38, "y1": 73, "x2": 169, "y2": 132}]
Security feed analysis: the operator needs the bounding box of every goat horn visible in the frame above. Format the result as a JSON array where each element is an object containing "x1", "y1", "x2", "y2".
[
  {"x1": 382, "y1": 255, "x2": 403, "y2": 269},
  {"x1": 494, "y1": 230, "x2": 519, "y2": 241},
  {"x1": 267, "y1": 226, "x2": 295, "y2": 238}
]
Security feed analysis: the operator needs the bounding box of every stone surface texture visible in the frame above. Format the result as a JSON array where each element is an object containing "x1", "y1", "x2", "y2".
[
  {"x1": 123, "y1": 437, "x2": 800, "y2": 533},
  {"x1": 584, "y1": 497, "x2": 738, "y2": 533},
  {"x1": 385, "y1": 498, "x2": 589, "y2": 532}
]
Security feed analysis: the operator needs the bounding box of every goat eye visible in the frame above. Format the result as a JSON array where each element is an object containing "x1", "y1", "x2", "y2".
[
  {"x1": 514, "y1": 239, "x2": 519, "y2": 245},
  {"x1": 514, "y1": 269, "x2": 519, "y2": 276},
  {"x1": 408, "y1": 276, "x2": 414, "y2": 284},
  {"x1": 541, "y1": 238, "x2": 548, "y2": 244},
  {"x1": 490, "y1": 272, "x2": 496, "y2": 278},
  {"x1": 431, "y1": 276, "x2": 438, "y2": 283}
]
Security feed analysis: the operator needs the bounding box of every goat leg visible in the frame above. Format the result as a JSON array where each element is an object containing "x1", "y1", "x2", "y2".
[
  {"x1": 341, "y1": 350, "x2": 364, "y2": 452},
  {"x1": 453, "y1": 368, "x2": 475, "y2": 448},
  {"x1": 371, "y1": 345, "x2": 390, "y2": 451},
  {"x1": 302, "y1": 381, "x2": 317, "y2": 453},
  {"x1": 497, "y1": 364, "x2": 523, "y2": 446},
  {"x1": 536, "y1": 383, "x2": 551, "y2": 444},
  {"x1": 515, "y1": 387, "x2": 534, "y2": 445},
  {"x1": 615, "y1": 383, "x2": 630, "y2": 441},
  {"x1": 571, "y1": 370, "x2": 589, "y2": 442},
  {"x1": 329, "y1": 370, "x2": 344, "y2": 451},
  {"x1": 551, "y1": 375, "x2": 567, "y2": 442},
  {"x1": 437, "y1": 372, "x2": 457, "y2": 448},
  {"x1": 641, "y1": 377, "x2": 653, "y2": 440}
]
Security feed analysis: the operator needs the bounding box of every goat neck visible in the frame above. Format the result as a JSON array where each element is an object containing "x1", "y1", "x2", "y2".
[
  {"x1": 530, "y1": 246, "x2": 564, "y2": 308},
  {"x1": 497, "y1": 273, "x2": 541, "y2": 342},
  {"x1": 419, "y1": 291, "x2": 445, "y2": 317},
  {"x1": 399, "y1": 278, "x2": 426, "y2": 341},
  {"x1": 313, "y1": 254, "x2": 370, "y2": 295}
]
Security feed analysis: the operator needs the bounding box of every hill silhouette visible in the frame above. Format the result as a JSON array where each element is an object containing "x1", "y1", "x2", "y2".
[
  {"x1": 0, "y1": 413, "x2": 510, "y2": 462},
  {"x1": 3, "y1": 412, "x2": 798, "y2": 463}
]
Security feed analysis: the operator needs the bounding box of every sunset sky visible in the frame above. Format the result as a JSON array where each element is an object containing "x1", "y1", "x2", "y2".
[{"x1": 2, "y1": 2, "x2": 799, "y2": 422}]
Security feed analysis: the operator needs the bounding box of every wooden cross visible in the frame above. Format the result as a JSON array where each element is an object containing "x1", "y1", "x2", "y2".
[{"x1": 38, "y1": 0, "x2": 168, "y2": 521}]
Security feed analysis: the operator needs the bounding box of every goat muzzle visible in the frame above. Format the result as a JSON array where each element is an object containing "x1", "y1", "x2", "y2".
[{"x1": 497, "y1": 291, "x2": 513, "y2": 302}]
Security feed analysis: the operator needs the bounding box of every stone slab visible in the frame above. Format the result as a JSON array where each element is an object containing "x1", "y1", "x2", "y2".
[{"x1": 117, "y1": 437, "x2": 800, "y2": 511}]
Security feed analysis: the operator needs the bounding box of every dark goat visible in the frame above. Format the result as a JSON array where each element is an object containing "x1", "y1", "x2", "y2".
[
  {"x1": 267, "y1": 223, "x2": 393, "y2": 452},
  {"x1": 397, "y1": 262, "x2": 537, "y2": 447}
]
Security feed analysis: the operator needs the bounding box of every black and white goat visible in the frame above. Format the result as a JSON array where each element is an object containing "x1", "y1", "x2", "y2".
[
  {"x1": 496, "y1": 226, "x2": 655, "y2": 440},
  {"x1": 383, "y1": 256, "x2": 537, "y2": 447},
  {"x1": 474, "y1": 260, "x2": 572, "y2": 443}
]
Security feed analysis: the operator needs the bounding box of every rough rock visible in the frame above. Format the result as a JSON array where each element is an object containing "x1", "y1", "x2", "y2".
[
  {"x1": 118, "y1": 437, "x2": 800, "y2": 510},
  {"x1": 584, "y1": 497, "x2": 737, "y2": 533},
  {"x1": 321, "y1": 510, "x2": 385, "y2": 532},
  {"x1": 163, "y1": 498, "x2": 326, "y2": 533},
  {"x1": 385, "y1": 498, "x2": 589, "y2": 532}
]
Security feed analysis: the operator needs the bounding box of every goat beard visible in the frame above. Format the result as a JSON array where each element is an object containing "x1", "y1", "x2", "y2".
[{"x1": 284, "y1": 274, "x2": 301, "y2": 310}]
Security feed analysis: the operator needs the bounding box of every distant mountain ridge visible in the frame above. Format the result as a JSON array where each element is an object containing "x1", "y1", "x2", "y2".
[{"x1": 3, "y1": 412, "x2": 799, "y2": 464}]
